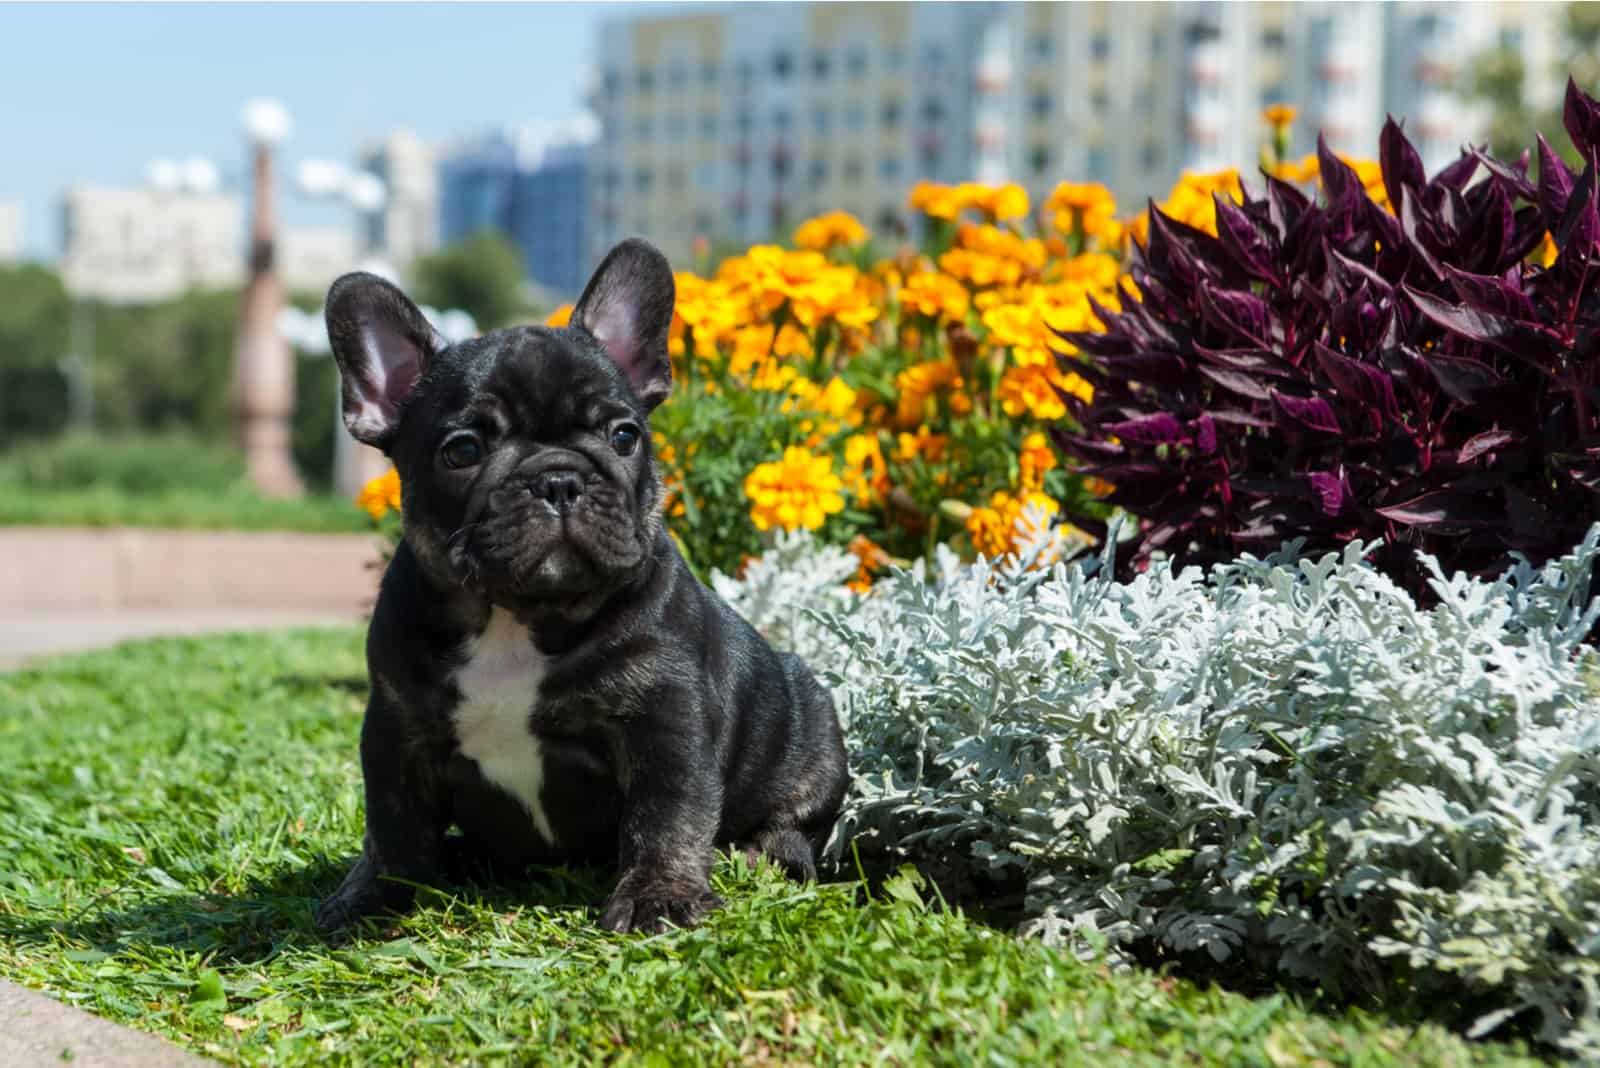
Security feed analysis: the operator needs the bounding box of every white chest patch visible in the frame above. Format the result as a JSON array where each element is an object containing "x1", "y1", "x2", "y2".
[{"x1": 451, "y1": 608, "x2": 557, "y2": 845}]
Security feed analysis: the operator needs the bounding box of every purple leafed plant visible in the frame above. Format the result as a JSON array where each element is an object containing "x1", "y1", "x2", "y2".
[{"x1": 1058, "y1": 79, "x2": 1600, "y2": 596}]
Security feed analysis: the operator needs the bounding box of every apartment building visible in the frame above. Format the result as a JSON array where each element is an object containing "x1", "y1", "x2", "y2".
[
  {"x1": 59, "y1": 185, "x2": 242, "y2": 302},
  {"x1": 592, "y1": 1, "x2": 1566, "y2": 265}
]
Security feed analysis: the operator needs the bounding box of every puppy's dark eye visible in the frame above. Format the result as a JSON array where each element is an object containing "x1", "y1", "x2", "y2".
[
  {"x1": 439, "y1": 432, "x2": 484, "y2": 470},
  {"x1": 610, "y1": 423, "x2": 641, "y2": 456}
]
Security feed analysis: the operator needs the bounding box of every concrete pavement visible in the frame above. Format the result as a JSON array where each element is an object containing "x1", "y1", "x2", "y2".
[{"x1": 0, "y1": 981, "x2": 216, "y2": 1067}]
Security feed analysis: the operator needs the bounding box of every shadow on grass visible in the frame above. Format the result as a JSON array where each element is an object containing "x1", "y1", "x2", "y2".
[
  {"x1": 0, "y1": 850, "x2": 615, "y2": 966},
  {"x1": 273, "y1": 673, "x2": 369, "y2": 698}
]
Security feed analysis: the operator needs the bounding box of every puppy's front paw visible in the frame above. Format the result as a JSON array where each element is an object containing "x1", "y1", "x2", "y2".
[
  {"x1": 599, "y1": 871, "x2": 722, "y2": 934},
  {"x1": 313, "y1": 856, "x2": 414, "y2": 932}
]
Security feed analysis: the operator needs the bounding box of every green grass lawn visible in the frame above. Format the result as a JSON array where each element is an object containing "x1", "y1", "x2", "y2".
[
  {"x1": 0, "y1": 631, "x2": 1547, "y2": 1066},
  {"x1": 0, "y1": 486, "x2": 371, "y2": 533}
]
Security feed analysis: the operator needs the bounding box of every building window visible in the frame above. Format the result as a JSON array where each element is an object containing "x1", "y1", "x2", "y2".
[
  {"x1": 842, "y1": 156, "x2": 864, "y2": 182},
  {"x1": 736, "y1": 109, "x2": 754, "y2": 136},
  {"x1": 879, "y1": 156, "x2": 902, "y2": 181},
  {"x1": 845, "y1": 104, "x2": 866, "y2": 132},
  {"x1": 813, "y1": 50, "x2": 831, "y2": 79},
  {"x1": 1091, "y1": 33, "x2": 1111, "y2": 61},
  {"x1": 1260, "y1": 85, "x2": 1286, "y2": 107},
  {"x1": 1032, "y1": 34, "x2": 1053, "y2": 59},
  {"x1": 1030, "y1": 91, "x2": 1052, "y2": 119},
  {"x1": 877, "y1": 207, "x2": 902, "y2": 235},
  {"x1": 847, "y1": 47, "x2": 868, "y2": 77},
  {"x1": 886, "y1": 45, "x2": 906, "y2": 71},
  {"x1": 635, "y1": 118, "x2": 653, "y2": 139},
  {"x1": 603, "y1": 69, "x2": 621, "y2": 97},
  {"x1": 921, "y1": 97, "x2": 946, "y2": 123},
  {"x1": 637, "y1": 68, "x2": 655, "y2": 92},
  {"x1": 1141, "y1": 141, "x2": 1159, "y2": 169},
  {"x1": 695, "y1": 162, "x2": 717, "y2": 186},
  {"x1": 809, "y1": 157, "x2": 828, "y2": 187},
  {"x1": 813, "y1": 107, "x2": 830, "y2": 135},
  {"x1": 1087, "y1": 147, "x2": 1109, "y2": 179},
  {"x1": 702, "y1": 62, "x2": 719, "y2": 86},
  {"x1": 634, "y1": 167, "x2": 653, "y2": 193},
  {"x1": 882, "y1": 98, "x2": 903, "y2": 128},
  {"x1": 668, "y1": 63, "x2": 688, "y2": 89},
  {"x1": 1030, "y1": 145, "x2": 1051, "y2": 174},
  {"x1": 924, "y1": 43, "x2": 946, "y2": 68},
  {"x1": 737, "y1": 60, "x2": 754, "y2": 88},
  {"x1": 773, "y1": 50, "x2": 794, "y2": 79},
  {"x1": 1500, "y1": 27, "x2": 1524, "y2": 49},
  {"x1": 773, "y1": 108, "x2": 793, "y2": 133},
  {"x1": 701, "y1": 113, "x2": 719, "y2": 139},
  {"x1": 1262, "y1": 27, "x2": 1287, "y2": 49},
  {"x1": 1090, "y1": 89, "x2": 1109, "y2": 113},
  {"x1": 772, "y1": 149, "x2": 791, "y2": 179}
]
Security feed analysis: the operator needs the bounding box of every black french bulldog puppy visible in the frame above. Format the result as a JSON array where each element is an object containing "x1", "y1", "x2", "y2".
[{"x1": 314, "y1": 239, "x2": 848, "y2": 934}]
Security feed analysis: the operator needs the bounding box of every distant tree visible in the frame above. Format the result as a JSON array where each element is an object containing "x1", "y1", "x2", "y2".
[
  {"x1": 0, "y1": 264, "x2": 72, "y2": 446},
  {"x1": 1467, "y1": 3, "x2": 1600, "y2": 164},
  {"x1": 409, "y1": 230, "x2": 528, "y2": 331}
]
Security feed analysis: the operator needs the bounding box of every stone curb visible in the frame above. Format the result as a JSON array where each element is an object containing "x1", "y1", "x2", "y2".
[{"x1": 0, "y1": 981, "x2": 217, "y2": 1067}]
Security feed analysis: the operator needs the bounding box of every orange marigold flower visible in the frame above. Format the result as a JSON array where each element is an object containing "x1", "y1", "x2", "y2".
[
  {"x1": 1262, "y1": 103, "x2": 1298, "y2": 131},
  {"x1": 843, "y1": 432, "x2": 890, "y2": 503},
  {"x1": 794, "y1": 210, "x2": 869, "y2": 250},
  {"x1": 744, "y1": 446, "x2": 846, "y2": 532},
  {"x1": 1272, "y1": 153, "x2": 1320, "y2": 184},
  {"x1": 896, "y1": 425, "x2": 949, "y2": 463},
  {"x1": 1018, "y1": 431, "x2": 1058, "y2": 491},
  {"x1": 909, "y1": 180, "x2": 964, "y2": 220},
  {"x1": 900, "y1": 270, "x2": 971, "y2": 322},
  {"x1": 356, "y1": 467, "x2": 402, "y2": 521},
  {"x1": 965, "y1": 489, "x2": 1063, "y2": 559},
  {"x1": 545, "y1": 304, "x2": 574, "y2": 327},
  {"x1": 894, "y1": 358, "x2": 963, "y2": 427},
  {"x1": 971, "y1": 182, "x2": 1030, "y2": 221}
]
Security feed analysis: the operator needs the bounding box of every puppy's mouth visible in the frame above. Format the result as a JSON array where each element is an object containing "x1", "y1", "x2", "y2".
[{"x1": 445, "y1": 476, "x2": 645, "y2": 601}]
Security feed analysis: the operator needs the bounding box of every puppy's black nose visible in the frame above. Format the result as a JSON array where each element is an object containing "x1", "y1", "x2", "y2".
[{"x1": 532, "y1": 469, "x2": 585, "y2": 513}]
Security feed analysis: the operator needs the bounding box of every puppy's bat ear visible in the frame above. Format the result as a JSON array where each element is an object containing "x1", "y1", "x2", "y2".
[
  {"x1": 324, "y1": 272, "x2": 444, "y2": 451},
  {"x1": 570, "y1": 238, "x2": 675, "y2": 411}
]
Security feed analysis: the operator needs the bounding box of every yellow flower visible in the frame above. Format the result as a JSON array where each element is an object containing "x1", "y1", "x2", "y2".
[
  {"x1": 1018, "y1": 431, "x2": 1057, "y2": 491},
  {"x1": 895, "y1": 425, "x2": 949, "y2": 463},
  {"x1": 356, "y1": 467, "x2": 402, "y2": 521},
  {"x1": 1263, "y1": 103, "x2": 1298, "y2": 131},
  {"x1": 1273, "y1": 153, "x2": 1320, "y2": 184},
  {"x1": 998, "y1": 363, "x2": 1093, "y2": 421},
  {"x1": 744, "y1": 447, "x2": 846, "y2": 532},
  {"x1": 1155, "y1": 169, "x2": 1245, "y2": 236},
  {"x1": 795, "y1": 210, "x2": 869, "y2": 250},
  {"x1": 545, "y1": 304, "x2": 574, "y2": 327},
  {"x1": 843, "y1": 432, "x2": 890, "y2": 503},
  {"x1": 1046, "y1": 181, "x2": 1117, "y2": 238},
  {"x1": 909, "y1": 180, "x2": 964, "y2": 220},
  {"x1": 971, "y1": 182, "x2": 1030, "y2": 222},
  {"x1": 1538, "y1": 231, "x2": 1560, "y2": 268},
  {"x1": 1335, "y1": 155, "x2": 1391, "y2": 211},
  {"x1": 900, "y1": 270, "x2": 971, "y2": 322},
  {"x1": 894, "y1": 358, "x2": 964, "y2": 427}
]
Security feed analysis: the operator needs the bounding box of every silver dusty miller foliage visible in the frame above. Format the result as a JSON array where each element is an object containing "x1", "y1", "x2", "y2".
[{"x1": 721, "y1": 525, "x2": 1600, "y2": 1057}]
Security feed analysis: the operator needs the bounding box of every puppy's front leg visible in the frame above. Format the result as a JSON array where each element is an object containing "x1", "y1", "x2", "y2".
[
  {"x1": 600, "y1": 703, "x2": 724, "y2": 933},
  {"x1": 315, "y1": 693, "x2": 449, "y2": 931}
]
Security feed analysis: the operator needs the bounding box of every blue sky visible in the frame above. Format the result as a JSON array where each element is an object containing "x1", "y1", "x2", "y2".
[{"x1": 0, "y1": 2, "x2": 657, "y2": 257}]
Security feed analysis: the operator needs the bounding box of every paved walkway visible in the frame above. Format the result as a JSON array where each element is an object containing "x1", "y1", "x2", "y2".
[
  {"x1": 1, "y1": 980, "x2": 215, "y2": 1066},
  {"x1": 0, "y1": 609, "x2": 362, "y2": 671}
]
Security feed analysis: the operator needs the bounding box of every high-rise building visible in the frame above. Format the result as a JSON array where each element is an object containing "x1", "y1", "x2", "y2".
[
  {"x1": 437, "y1": 116, "x2": 597, "y2": 299},
  {"x1": 592, "y1": 1, "x2": 1566, "y2": 264},
  {"x1": 356, "y1": 129, "x2": 439, "y2": 269},
  {"x1": 0, "y1": 199, "x2": 21, "y2": 263},
  {"x1": 59, "y1": 186, "x2": 242, "y2": 302}
]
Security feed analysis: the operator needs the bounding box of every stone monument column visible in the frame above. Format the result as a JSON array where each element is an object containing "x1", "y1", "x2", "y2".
[{"x1": 233, "y1": 98, "x2": 304, "y2": 498}]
